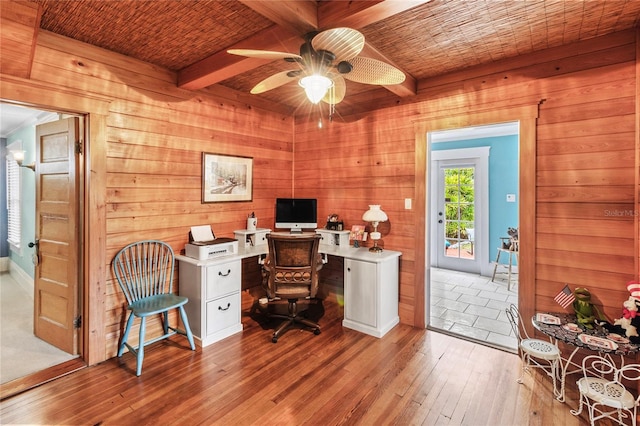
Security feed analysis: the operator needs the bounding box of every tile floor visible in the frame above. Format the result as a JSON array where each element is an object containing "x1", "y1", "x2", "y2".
[{"x1": 429, "y1": 267, "x2": 518, "y2": 352}]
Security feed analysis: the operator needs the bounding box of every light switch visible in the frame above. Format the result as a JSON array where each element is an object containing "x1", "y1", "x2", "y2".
[
  {"x1": 506, "y1": 194, "x2": 516, "y2": 202},
  {"x1": 404, "y1": 198, "x2": 412, "y2": 209}
]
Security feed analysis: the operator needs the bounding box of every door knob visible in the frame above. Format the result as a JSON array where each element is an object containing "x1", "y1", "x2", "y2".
[{"x1": 29, "y1": 239, "x2": 40, "y2": 265}]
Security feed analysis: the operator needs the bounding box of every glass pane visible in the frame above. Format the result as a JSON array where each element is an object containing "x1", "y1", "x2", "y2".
[
  {"x1": 443, "y1": 166, "x2": 475, "y2": 260},
  {"x1": 445, "y1": 204, "x2": 458, "y2": 221}
]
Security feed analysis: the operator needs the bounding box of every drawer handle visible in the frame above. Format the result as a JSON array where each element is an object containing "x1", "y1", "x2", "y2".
[
  {"x1": 218, "y1": 269, "x2": 231, "y2": 277},
  {"x1": 218, "y1": 303, "x2": 231, "y2": 311}
]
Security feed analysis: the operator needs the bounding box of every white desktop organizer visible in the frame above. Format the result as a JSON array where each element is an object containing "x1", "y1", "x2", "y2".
[
  {"x1": 234, "y1": 228, "x2": 270, "y2": 248},
  {"x1": 316, "y1": 229, "x2": 350, "y2": 248}
]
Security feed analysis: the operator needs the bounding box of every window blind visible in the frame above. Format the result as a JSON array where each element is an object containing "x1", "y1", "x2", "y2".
[{"x1": 6, "y1": 156, "x2": 21, "y2": 249}]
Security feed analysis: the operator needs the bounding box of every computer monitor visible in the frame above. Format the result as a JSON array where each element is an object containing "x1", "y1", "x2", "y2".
[{"x1": 275, "y1": 198, "x2": 317, "y2": 233}]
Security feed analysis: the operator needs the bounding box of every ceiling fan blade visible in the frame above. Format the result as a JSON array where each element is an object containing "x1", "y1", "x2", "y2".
[
  {"x1": 250, "y1": 70, "x2": 298, "y2": 94},
  {"x1": 322, "y1": 74, "x2": 346, "y2": 105},
  {"x1": 342, "y1": 57, "x2": 406, "y2": 85},
  {"x1": 311, "y1": 28, "x2": 364, "y2": 62},
  {"x1": 227, "y1": 49, "x2": 302, "y2": 61}
]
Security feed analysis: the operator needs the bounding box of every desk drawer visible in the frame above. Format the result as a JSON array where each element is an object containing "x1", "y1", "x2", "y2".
[
  {"x1": 206, "y1": 260, "x2": 241, "y2": 299},
  {"x1": 206, "y1": 293, "x2": 239, "y2": 336}
]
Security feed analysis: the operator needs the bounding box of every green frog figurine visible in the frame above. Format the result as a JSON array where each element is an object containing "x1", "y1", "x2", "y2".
[{"x1": 572, "y1": 287, "x2": 604, "y2": 329}]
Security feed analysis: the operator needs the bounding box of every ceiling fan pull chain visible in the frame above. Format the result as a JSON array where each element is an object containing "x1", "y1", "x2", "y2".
[
  {"x1": 329, "y1": 86, "x2": 335, "y2": 121},
  {"x1": 324, "y1": 85, "x2": 334, "y2": 123}
]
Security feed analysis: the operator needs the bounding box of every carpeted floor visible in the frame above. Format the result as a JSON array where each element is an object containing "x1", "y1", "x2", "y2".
[{"x1": 0, "y1": 272, "x2": 76, "y2": 384}]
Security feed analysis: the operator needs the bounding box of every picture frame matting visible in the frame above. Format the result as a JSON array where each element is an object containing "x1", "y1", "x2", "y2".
[{"x1": 202, "y1": 152, "x2": 253, "y2": 203}]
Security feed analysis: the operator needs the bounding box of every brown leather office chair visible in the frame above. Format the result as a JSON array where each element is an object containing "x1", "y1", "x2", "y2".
[{"x1": 262, "y1": 233, "x2": 324, "y2": 343}]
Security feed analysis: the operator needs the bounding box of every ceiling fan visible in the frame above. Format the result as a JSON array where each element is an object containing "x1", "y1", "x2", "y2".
[{"x1": 228, "y1": 27, "x2": 406, "y2": 106}]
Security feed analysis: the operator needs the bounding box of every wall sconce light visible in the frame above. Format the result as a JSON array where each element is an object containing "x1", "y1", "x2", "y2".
[
  {"x1": 362, "y1": 204, "x2": 388, "y2": 252},
  {"x1": 10, "y1": 150, "x2": 35, "y2": 171}
]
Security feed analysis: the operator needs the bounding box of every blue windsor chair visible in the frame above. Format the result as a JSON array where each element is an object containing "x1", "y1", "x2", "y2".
[{"x1": 113, "y1": 240, "x2": 195, "y2": 376}]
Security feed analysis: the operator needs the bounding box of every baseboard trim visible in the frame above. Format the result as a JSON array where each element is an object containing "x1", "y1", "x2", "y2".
[{"x1": 8, "y1": 260, "x2": 34, "y2": 299}]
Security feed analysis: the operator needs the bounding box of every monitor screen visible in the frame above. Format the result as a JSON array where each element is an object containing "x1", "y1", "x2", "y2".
[{"x1": 275, "y1": 198, "x2": 317, "y2": 233}]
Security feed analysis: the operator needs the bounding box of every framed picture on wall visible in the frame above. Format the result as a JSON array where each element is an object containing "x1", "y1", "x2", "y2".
[{"x1": 202, "y1": 152, "x2": 253, "y2": 203}]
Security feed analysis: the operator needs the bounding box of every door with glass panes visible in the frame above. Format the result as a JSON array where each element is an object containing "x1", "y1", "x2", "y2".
[{"x1": 435, "y1": 160, "x2": 480, "y2": 273}]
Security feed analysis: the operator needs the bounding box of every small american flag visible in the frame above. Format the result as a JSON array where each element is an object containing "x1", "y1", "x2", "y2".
[{"x1": 554, "y1": 285, "x2": 575, "y2": 308}]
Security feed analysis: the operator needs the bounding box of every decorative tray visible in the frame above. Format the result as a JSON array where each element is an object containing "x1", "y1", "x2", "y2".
[
  {"x1": 578, "y1": 334, "x2": 618, "y2": 350},
  {"x1": 535, "y1": 313, "x2": 561, "y2": 325}
]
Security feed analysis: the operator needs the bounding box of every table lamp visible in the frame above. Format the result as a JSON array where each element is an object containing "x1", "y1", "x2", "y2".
[{"x1": 362, "y1": 205, "x2": 388, "y2": 252}]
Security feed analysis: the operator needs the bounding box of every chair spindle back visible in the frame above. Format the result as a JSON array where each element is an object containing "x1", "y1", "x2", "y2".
[{"x1": 113, "y1": 240, "x2": 175, "y2": 305}]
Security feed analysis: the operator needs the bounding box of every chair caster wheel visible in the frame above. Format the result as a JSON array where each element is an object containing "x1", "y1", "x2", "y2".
[
  {"x1": 272, "y1": 337, "x2": 278, "y2": 343},
  {"x1": 314, "y1": 328, "x2": 321, "y2": 335}
]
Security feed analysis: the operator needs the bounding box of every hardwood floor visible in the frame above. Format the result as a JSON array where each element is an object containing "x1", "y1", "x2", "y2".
[{"x1": 0, "y1": 289, "x2": 596, "y2": 425}]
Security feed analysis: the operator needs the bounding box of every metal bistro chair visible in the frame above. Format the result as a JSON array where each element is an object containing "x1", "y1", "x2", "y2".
[
  {"x1": 492, "y1": 235, "x2": 519, "y2": 291},
  {"x1": 465, "y1": 227, "x2": 475, "y2": 255},
  {"x1": 571, "y1": 355, "x2": 640, "y2": 426},
  {"x1": 506, "y1": 304, "x2": 562, "y2": 399},
  {"x1": 113, "y1": 240, "x2": 195, "y2": 376}
]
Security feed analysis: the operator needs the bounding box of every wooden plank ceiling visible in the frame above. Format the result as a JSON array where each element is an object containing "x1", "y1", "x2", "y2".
[{"x1": 29, "y1": 0, "x2": 640, "y2": 117}]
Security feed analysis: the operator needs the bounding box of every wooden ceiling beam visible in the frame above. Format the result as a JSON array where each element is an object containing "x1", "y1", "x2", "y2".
[
  {"x1": 177, "y1": 25, "x2": 301, "y2": 90},
  {"x1": 317, "y1": 0, "x2": 430, "y2": 29},
  {"x1": 238, "y1": 0, "x2": 318, "y2": 35},
  {"x1": 178, "y1": 2, "x2": 316, "y2": 91},
  {"x1": 178, "y1": 0, "x2": 426, "y2": 97},
  {"x1": 317, "y1": 0, "x2": 428, "y2": 98}
]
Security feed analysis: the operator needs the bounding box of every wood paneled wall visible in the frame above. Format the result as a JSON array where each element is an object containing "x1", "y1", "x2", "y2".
[
  {"x1": 0, "y1": 1, "x2": 39, "y2": 79},
  {"x1": 294, "y1": 28, "x2": 640, "y2": 329},
  {"x1": 636, "y1": 28, "x2": 640, "y2": 286},
  {"x1": 2, "y1": 2, "x2": 295, "y2": 361},
  {"x1": 294, "y1": 116, "x2": 419, "y2": 324},
  {"x1": 1, "y1": 1, "x2": 638, "y2": 364}
]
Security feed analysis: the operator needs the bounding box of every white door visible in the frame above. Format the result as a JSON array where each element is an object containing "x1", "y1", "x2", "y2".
[{"x1": 431, "y1": 148, "x2": 489, "y2": 275}]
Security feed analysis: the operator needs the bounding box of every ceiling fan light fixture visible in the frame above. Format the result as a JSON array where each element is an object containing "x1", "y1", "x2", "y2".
[
  {"x1": 299, "y1": 75, "x2": 333, "y2": 104},
  {"x1": 234, "y1": 27, "x2": 402, "y2": 104}
]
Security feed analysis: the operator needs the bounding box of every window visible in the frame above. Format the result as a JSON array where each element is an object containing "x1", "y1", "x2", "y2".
[{"x1": 6, "y1": 142, "x2": 21, "y2": 251}]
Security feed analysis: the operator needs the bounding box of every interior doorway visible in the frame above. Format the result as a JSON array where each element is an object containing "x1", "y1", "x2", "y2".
[
  {"x1": 427, "y1": 122, "x2": 519, "y2": 351},
  {"x1": 1, "y1": 103, "x2": 84, "y2": 387}
]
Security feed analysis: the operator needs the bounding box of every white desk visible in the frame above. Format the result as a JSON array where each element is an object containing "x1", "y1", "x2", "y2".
[{"x1": 176, "y1": 237, "x2": 401, "y2": 347}]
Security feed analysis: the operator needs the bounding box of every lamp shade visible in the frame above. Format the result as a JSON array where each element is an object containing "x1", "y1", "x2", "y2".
[
  {"x1": 362, "y1": 205, "x2": 387, "y2": 252},
  {"x1": 299, "y1": 75, "x2": 333, "y2": 104},
  {"x1": 10, "y1": 150, "x2": 25, "y2": 164},
  {"x1": 362, "y1": 205, "x2": 388, "y2": 223}
]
